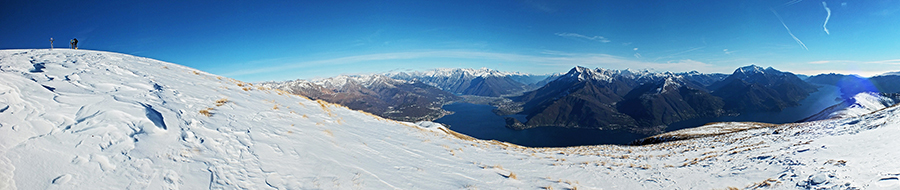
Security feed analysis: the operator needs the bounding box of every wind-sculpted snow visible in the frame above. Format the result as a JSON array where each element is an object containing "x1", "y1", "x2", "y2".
[{"x1": 1, "y1": 49, "x2": 899, "y2": 189}]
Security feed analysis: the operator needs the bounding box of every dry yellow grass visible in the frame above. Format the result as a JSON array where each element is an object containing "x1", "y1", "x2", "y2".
[
  {"x1": 215, "y1": 98, "x2": 228, "y2": 106},
  {"x1": 199, "y1": 107, "x2": 214, "y2": 117},
  {"x1": 746, "y1": 178, "x2": 779, "y2": 188}
]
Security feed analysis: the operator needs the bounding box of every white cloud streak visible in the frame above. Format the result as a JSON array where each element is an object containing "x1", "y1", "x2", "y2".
[
  {"x1": 807, "y1": 59, "x2": 900, "y2": 65},
  {"x1": 822, "y1": 1, "x2": 831, "y2": 35},
  {"x1": 771, "y1": 8, "x2": 809, "y2": 50},
  {"x1": 780, "y1": 0, "x2": 803, "y2": 8},
  {"x1": 554, "y1": 32, "x2": 611, "y2": 43}
]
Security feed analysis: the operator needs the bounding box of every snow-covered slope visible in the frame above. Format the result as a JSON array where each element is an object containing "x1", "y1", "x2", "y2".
[
  {"x1": 803, "y1": 92, "x2": 900, "y2": 122},
  {"x1": 2, "y1": 49, "x2": 900, "y2": 189}
]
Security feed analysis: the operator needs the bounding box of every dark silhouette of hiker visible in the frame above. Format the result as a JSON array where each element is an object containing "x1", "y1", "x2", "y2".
[{"x1": 71, "y1": 38, "x2": 78, "y2": 49}]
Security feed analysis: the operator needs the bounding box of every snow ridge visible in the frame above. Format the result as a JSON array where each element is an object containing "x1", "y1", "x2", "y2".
[
  {"x1": 389, "y1": 67, "x2": 530, "y2": 79},
  {"x1": 558, "y1": 66, "x2": 685, "y2": 86},
  {"x1": 312, "y1": 74, "x2": 405, "y2": 90}
]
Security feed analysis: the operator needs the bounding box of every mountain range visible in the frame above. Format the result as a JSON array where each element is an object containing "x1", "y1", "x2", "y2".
[
  {"x1": 708, "y1": 65, "x2": 818, "y2": 112},
  {"x1": 386, "y1": 68, "x2": 544, "y2": 97},
  {"x1": 260, "y1": 74, "x2": 458, "y2": 122},
  {"x1": 805, "y1": 73, "x2": 900, "y2": 96},
  {"x1": 265, "y1": 65, "x2": 824, "y2": 135},
  {"x1": 507, "y1": 65, "x2": 816, "y2": 134}
]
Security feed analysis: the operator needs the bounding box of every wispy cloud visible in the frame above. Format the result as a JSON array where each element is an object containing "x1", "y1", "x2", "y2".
[
  {"x1": 807, "y1": 59, "x2": 900, "y2": 65},
  {"x1": 670, "y1": 47, "x2": 704, "y2": 56},
  {"x1": 808, "y1": 60, "x2": 832, "y2": 64},
  {"x1": 868, "y1": 59, "x2": 900, "y2": 64},
  {"x1": 797, "y1": 59, "x2": 900, "y2": 76},
  {"x1": 822, "y1": 2, "x2": 831, "y2": 35},
  {"x1": 555, "y1": 32, "x2": 611, "y2": 43},
  {"x1": 771, "y1": 8, "x2": 808, "y2": 50},
  {"x1": 779, "y1": 0, "x2": 803, "y2": 8},
  {"x1": 652, "y1": 46, "x2": 705, "y2": 61},
  {"x1": 792, "y1": 69, "x2": 885, "y2": 77}
]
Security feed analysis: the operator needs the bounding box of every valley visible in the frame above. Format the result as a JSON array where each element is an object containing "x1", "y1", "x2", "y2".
[{"x1": 263, "y1": 64, "x2": 896, "y2": 147}]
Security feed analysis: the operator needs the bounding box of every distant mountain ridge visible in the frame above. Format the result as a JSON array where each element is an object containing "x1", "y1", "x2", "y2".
[
  {"x1": 261, "y1": 74, "x2": 459, "y2": 121},
  {"x1": 709, "y1": 65, "x2": 818, "y2": 112},
  {"x1": 804, "y1": 73, "x2": 900, "y2": 96},
  {"x1": 509, "y1": 66, "x2": 728, "y2": 134},
  {"x1": 509, "y1": 65, "x2": 817, "y2": 134},
  {"x1": 386, "y1": 68, "x2": 544, "y2": 97}
]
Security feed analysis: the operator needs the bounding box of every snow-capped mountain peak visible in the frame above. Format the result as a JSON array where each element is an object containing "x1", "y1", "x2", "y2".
[
  {"x1": 396, "y1": 67, "x2": 530, "y2": 78},
  {"x1": 312, "y1": 74, "x2": 404, "y2": 90},
  {"x1": 735, "y1": 64, "x2": 765, "y2": 75},
  {"x1": 559, "y1": 66, "x2": 613, "y2": 82},
  {"x1": 654, "y1": 75, "x2": 684, "y2": 94}
]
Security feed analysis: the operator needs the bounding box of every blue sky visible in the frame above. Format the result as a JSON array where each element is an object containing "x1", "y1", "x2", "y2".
[{"x1": 3, "y1": 0, "x2": 899, "y2": 82}]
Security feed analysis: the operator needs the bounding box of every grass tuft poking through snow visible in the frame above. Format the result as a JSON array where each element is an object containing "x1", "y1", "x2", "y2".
[
  {"x1": 214, "y1": 98, "x2": 228, "y2": 106},
  {"x1": 199, "y1": 107, "x2": 214, "y2": 117}
]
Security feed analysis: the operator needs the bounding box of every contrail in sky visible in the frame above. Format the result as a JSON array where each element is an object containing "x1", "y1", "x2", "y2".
[
  {"x1": 771, "y1": 8, "x2": 808, "y2": 50},
  {"x1": 822, "y1": 1, "x2": 831, "y2": 35},
  {"x1": 780, "y1": 0, "x2": 803, "y2": 8}
]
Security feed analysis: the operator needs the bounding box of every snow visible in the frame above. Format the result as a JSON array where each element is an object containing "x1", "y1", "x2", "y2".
[
  {"x1": 394, "y1": 67, "x2": 529, "y2": 78},
  {"x1": 737, "y1": 65, "x2": 766, "y2": 75},
  {"x1": 654, "y1": 76, "x2": 683, "y2": 94},
  {"x1": 2, "y1": 49, "x2": 900, "y2": 189},
  {"x1": 312, "y1": 74, "x2": 401, "y2": 90},
  {"x1": 803, "y1": 92, "x2": 896, "y2": 121},
  {"x1": 877, "y1": 71, "x2": 900, "y2": 77}
]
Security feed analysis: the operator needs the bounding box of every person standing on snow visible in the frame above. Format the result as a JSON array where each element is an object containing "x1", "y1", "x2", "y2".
[
  {"x1": 50, "y1": 38, "x2": 54, "y2": 50},
  {"x1": 71, "y1": 38, "x2": 78, "y2": 49}
]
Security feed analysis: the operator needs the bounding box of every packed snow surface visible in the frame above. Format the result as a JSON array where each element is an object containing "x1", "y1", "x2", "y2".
[{"x1": 2, "y1": 49, "x2": 900, "y2": 189}]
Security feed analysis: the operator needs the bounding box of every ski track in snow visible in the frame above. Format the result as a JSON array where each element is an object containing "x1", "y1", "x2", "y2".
[{"x1": 0, "y1": 49, "x2": 899, "y2": 189}]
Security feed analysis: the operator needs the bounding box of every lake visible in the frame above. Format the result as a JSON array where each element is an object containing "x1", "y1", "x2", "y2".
[
  {"x1": 434, "y1": 85, "x2": 843, "y2": 147},
  {"x1": 434, "y1": 103, "x2": 647, "y2": 147}
]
